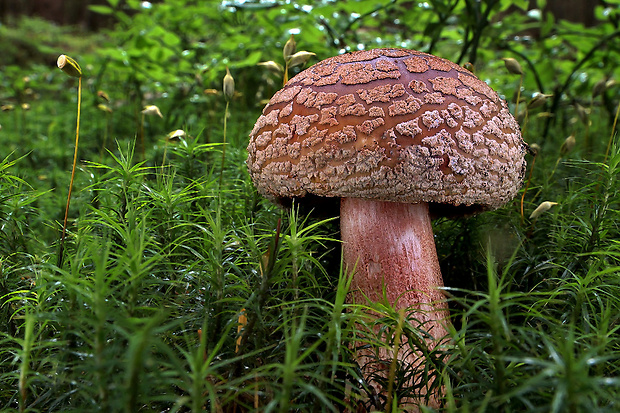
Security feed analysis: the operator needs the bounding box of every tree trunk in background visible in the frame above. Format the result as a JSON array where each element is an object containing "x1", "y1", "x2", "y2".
[
  {"x1": 0, "y1": 0, "x2": 114, "y2": 30},
  {"x1": 541, "y1": 0, "x2": 600, "y2": 27}
]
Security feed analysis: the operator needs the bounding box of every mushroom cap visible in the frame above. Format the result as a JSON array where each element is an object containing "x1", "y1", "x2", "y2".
[{"x1": 247, "y1": 48, "x2": 526, "y2": 213}]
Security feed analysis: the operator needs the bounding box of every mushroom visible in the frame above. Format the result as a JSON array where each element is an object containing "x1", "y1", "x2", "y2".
[{"x1": 247, "y1": 48, "x2": 526, "y2": 407}]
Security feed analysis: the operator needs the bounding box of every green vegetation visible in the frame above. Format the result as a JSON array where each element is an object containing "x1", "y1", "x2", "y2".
[{"x1": 1, "y1": 0, "x2": 620, "y2": 411}]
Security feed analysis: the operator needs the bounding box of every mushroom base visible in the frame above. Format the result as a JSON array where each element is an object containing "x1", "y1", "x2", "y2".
[{"x1": 340, "y1": 198, "x2": 449, "y2": 409}]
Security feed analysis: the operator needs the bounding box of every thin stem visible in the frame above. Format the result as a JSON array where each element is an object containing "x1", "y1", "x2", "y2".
[
  {"x1": 604, "y1": 100, "x2": 620, "y2": 163},
  {"x1": 283, "y1": 61, "x2": 289, "y2": 86},
  {"x1": 140, "y1": 112, "x2": 145, "y2": 161},
  {"x1": 161, "y1": 137, "x2": 169, "y2": 175},
  {"x1": 585, "y1": 95, "x2": 593, "y2": 155},
  {"x1": 549, "y1": 156, "x2": 561, "y2": 179},
  {"x1": 520, "y1": 151, "x2": 537, "y2": 222},
  {"x1": 99, "y1": 113, "x2": 110, "y2": 164},
  {"x1": 58, "y1": 76, "x2": 82, "y2": 268},
  {"x1": 18, "y1": 312, "x2": 34, "y2": 413},
  {"x1": 219, "y1": 100, "x2": 230, "y2": 186},
  {"x1": 514, "y1": 74, "x2": 523, "y2": 118}
]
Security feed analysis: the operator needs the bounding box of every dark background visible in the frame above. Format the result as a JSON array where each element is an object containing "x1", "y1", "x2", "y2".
[{"x1": 0, "y1": 0, "x2": 605, "y2": 31}]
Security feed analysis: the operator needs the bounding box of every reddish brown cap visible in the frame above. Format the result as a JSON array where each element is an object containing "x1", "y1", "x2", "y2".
[{"x1": 247, "y1": 48, "x2": 526, "y2": 212}]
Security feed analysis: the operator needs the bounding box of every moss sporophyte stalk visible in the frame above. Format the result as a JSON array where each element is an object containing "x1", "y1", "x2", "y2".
[
  {"x1": 282, "y1": 34, "x2": 296, "y2": 85},
  {"x1": 140, "y1": 105, "x2": 163, "y2": 160},
  {"x1": 220, "y1": 66, "x2": 235, "y2": 185},
  {"x1": 56, "y1": 54, "x2": 83, "y2": 268}
]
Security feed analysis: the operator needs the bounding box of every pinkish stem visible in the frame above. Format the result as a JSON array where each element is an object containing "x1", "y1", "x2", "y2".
[{"x1": 340, "y1": 198, "x2": 449, "y2": 406}]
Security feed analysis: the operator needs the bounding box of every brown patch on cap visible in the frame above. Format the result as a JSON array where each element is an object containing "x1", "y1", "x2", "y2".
[
  {"x1": 357, "y1": 83, "x2": 405, "y2": 104},
  {"x1": 388, "y1": 96, "x2": 423, "y2": 116},
  {"x1": 409, "y1": 80, "x2": 430, "y2": 94},
  {"x1": 404, "y1": 57, "x2": 429, "y2": 73},
  {"x1": 429, "y1": 77, "x2": 462, "y2": 95},
  {"x1": 424, "y1": 92, "x2": 446, "y2": 105}
]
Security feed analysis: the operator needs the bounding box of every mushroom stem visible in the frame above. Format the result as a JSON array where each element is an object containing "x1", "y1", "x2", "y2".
[{"x1": 340, "y1": 198, "x2": 449, "y2": 406}]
